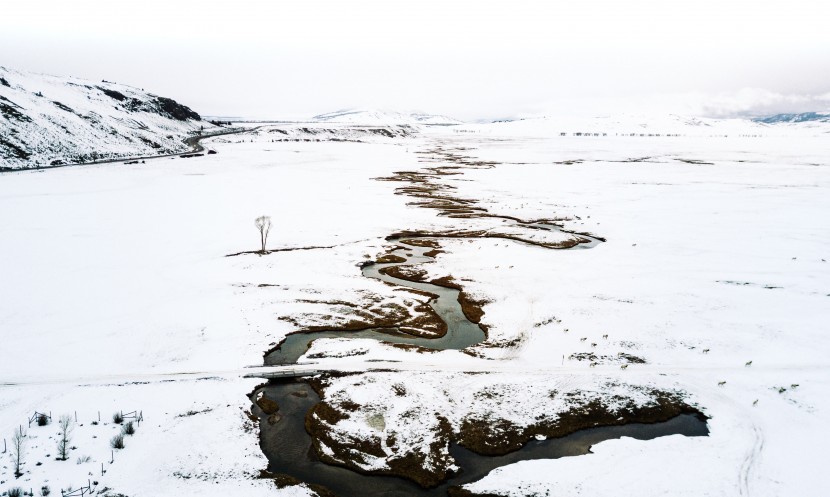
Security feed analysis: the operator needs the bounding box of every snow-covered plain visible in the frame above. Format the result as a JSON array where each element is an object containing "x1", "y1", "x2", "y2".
[{"x1": 1, "y1": 115, "x2": 828, "y2": 496}]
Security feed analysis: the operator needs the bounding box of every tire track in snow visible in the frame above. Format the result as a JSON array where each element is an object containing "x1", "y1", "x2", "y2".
[{"x1": 739, "y1": 423, "x2": 764, "y2": 496}]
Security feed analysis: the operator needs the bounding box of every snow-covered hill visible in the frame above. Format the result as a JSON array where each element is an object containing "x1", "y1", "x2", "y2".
[
  {"x1": 0, "y1": 66, "x2": 211, "y2": 169},
  {"x1": 312, "y1": 108, "x2": 463, "y2": 126},
  {"x1": 463, "y1": 113, "x2": 830, "y2": 138}
]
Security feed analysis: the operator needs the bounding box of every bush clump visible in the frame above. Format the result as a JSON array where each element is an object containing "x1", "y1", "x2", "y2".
[
  {"x1": 112, "y1": 412, "x2": 123, "y2": 424},
  {"x1": 110, "y1": 433, "x2": 125, "y2": 449},
  {"x1": 122, "y1": 421, "x2": 135, "y2": 435}
]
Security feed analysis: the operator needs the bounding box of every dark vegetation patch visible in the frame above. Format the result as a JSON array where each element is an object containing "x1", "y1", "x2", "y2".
[
  {"x1": 0, "y1": 136, "x2": 30, "y2": 160},
  {"x1": 0, "y1": 75, "x2": 10, "y2": 87},
  {"x1": 154, "y1": 96, "x2": 201, "y2": 121},
  {"x1": 1, "y1": 97, "x2": 31, "y2": 122},
  {"x1": 569, "y1": 352, "x2": 647, "y2": 364},
  {"x1": 618, "y1": 352, "x2": 647, "y2": 364},
  {"x1": 97, "y1": 86, "x2": 128, "y2": 101},
  {"x1": 675, "y1": 158, "x2": 714, "y2": 165},
  {"x1": 51, "y1": 101, "x2": 75, "y2": 113},
  {"x1": 97, "y1": 86, "x2": 200, "y2": 121},
  {"x1": 137, "y1": 135, "x2": 162, "y2": 149}
]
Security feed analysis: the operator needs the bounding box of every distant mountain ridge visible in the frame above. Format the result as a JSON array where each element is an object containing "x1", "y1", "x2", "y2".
[
  {"x1": 752, "y1": 112, "x2": 830, "y2": 124},
  {"x1": 1, "y1": 66, "x2": 209, "y2": 169},
  {"x1": 312, "y1": 109, "x2": 463, "y2": 125}
]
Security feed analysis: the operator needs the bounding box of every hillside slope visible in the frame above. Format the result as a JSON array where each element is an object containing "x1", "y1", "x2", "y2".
[{"x1": 0, "y1": 66, "x2": 211, "y2": 169}]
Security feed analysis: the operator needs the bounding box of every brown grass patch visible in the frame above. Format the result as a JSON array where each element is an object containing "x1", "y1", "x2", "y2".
[{"x1": 376, "y1": 253, "x2": 407, "y2": 264}]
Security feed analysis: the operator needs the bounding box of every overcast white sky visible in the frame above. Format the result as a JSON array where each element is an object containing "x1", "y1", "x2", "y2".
[{"x1": 3, "y1": 0, "x2": 829, "y2": 120}]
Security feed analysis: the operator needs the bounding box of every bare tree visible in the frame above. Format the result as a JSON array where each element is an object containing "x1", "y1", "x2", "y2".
[
  {"x1": 57, "y1": 415, "x2": 73, "y2": 461},
  {"x1": 11, "y1": 426, "x2": 26, "y2": 478},
  {"x1": 255, "y1": 215, "x2": 272, "y2": 253}
]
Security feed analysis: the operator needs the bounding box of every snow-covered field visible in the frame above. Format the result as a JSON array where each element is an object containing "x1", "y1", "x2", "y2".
[{"x1": 1, "y1": 116, "x2": 828, "y2": 496}]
